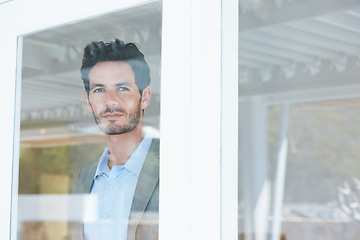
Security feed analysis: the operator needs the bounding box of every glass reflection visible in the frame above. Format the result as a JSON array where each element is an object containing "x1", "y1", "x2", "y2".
[
  {"x1": 238, "y1": 0, "x2": 360, "y2": 239},
  {"x1": 15, "y1": 3, "x2": 161, "y2": 240}
]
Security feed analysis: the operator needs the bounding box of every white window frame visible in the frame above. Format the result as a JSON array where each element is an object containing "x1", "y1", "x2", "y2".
[{"x1": 0, "y1": 0, "x2": 239, "y2": 239}]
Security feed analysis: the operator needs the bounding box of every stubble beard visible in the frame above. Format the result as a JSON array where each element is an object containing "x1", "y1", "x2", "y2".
[{"x1": 92, "y1": 99, "x2": 142, "y2": 135}]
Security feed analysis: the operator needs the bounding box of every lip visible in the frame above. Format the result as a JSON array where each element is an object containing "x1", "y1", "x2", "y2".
[{"x1": 102, "y1": 112, "x2": 123, "y2": 119}]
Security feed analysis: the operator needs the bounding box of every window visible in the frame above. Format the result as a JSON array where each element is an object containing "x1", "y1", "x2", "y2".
[
  {"x1": 13, "y1": 3, "x2": 162, "y2": 239},
  {"x1": 238, "y1": 0, "x2": 360, "y2": 239}
]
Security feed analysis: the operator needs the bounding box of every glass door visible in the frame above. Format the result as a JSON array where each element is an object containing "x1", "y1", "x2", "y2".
[
  {"x1": 1, "y1": 1, "x2": 163, "y2": 239},
  {"x1": 238, "y1": 0, "x2": 360, "y2": 239}
]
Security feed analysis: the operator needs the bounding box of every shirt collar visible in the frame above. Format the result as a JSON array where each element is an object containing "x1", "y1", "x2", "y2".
[{"x1": 94, "y1": 133, "x2": 153, "y2": 179}]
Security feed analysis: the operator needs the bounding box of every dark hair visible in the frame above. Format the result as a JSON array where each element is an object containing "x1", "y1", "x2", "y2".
[{"x1": 81, "y1": 39, "x2": 151, "y2": 96}]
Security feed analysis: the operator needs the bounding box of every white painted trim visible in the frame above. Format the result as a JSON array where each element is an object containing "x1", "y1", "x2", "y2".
[
  {"x1": 220, "y1": 0, "x2": 239, "y2": 239},
  {"x1": 0, "y1": 7, "x2": 18, "y2": 239},
  {"x1": 160, "y1": 0, "x2": 222, "y2": 239},
  {"x1": 159, "y1": 1, "x2": 193, "y2": 239},
  {"x1": 10, "y1": 36, "x2": 23, "y2": 240}
]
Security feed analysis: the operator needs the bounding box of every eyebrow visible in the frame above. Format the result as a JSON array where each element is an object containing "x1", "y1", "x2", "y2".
[
  {"x1": 115, "y1": 83, "x2": 132, "y2": 87},
  {"x1": 90, "y1": 82, "x2": 133, "y2": 90}
]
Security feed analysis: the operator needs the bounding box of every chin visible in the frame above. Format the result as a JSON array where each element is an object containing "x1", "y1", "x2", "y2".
[{"x1": 103, "y1": 125, "x2": 138, "y2": 135}]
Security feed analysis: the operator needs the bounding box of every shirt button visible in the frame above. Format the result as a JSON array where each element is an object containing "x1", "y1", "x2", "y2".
[
  {"x1": 104, "y1": 214, "x2": 109, "y2": 219},
  {"x1": 109, "y1": 183, "x2": 113, "y2": 187}
]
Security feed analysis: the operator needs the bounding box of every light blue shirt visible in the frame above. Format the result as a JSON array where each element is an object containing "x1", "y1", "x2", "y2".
[{"x1": 84, "y1": 135, "x2": 153, "y2": 240}]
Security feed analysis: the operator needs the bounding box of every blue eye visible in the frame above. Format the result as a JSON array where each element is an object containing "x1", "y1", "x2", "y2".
[
  {"x1": 93, "y1": 88, "x2": 104, "y2": 93},
  {"x1": 119, "y1": 87, "x2": 129, "y2": 91}
]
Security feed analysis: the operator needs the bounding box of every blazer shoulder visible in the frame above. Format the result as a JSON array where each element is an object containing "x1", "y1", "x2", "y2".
[{"x1": 147, "y1": 138, "x2": 160, "y2": 167}]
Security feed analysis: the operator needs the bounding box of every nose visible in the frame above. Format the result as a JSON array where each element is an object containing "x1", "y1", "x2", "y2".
[{"x1": 104, "y1": 91, "x2": 119, "y2": 107}]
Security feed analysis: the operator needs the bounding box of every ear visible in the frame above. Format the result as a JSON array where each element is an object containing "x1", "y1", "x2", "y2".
[
  {"x1": 83, "y1": 91, "x2": 93, "y2": 112},
  {"x1": 141, "y1": 86, "x2": 152, "y2": 110}
]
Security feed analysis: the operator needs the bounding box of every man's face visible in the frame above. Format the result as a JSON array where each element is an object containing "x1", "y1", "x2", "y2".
[{"x1": 83, "y1": 61, "x2": 151, "y2": 135}]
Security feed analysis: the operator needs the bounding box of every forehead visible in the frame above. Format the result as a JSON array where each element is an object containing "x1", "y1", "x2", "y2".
[{"x1": 88, "y1": 61, "x2": 135, "y2": 83}]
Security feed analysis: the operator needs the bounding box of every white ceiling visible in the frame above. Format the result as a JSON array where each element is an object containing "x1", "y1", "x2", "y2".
[{"x1": 238, "y1": 0, "x2": 360, "y2": 96}]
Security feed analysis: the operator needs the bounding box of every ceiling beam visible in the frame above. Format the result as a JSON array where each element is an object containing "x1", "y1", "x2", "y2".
[{"x1": 239, "y1": 0, "x2": 360, "y2": 31}]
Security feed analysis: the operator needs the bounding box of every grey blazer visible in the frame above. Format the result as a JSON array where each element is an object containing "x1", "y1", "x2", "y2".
[{"x1": 73, "y1": 139, "x2": 159, "y2": 240}]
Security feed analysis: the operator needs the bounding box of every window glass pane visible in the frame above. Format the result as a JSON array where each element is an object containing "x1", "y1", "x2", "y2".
[
  {"x1": 14, "y1": 2, "x2": 162, "y2": 240},
  {"x1": 238, "y1": 0, "x2": 360, "y2": 239}
]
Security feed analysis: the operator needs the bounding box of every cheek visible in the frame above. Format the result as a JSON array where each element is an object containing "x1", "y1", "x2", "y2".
[
  {"x1": 122, "y1": 94, "x2": 139, "y2": 106},
  {"x1": 87, "y1": 100, "x2": 101, "y2": 114},
  {"x1": 89, "y1": 95, "x2": 103, "y2": 107}
]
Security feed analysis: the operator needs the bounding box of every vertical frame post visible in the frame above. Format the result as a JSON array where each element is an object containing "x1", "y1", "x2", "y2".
[
  {"x1": 221, "y1": 0, "x2": 239, "y2": 239},
  {"x1": 161, "y1": 0, "x2": 223, "y2": 239}
]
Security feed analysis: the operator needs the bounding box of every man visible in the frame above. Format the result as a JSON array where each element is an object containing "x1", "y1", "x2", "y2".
[{"x1": 75, "y1": 39, "x2": 159, "y2": 240}]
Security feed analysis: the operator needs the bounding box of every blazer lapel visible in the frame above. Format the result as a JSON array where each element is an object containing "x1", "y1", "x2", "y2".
[
  {"x1": 77, "y1": 157, "x2": 98, "y2": 194},
  {"x1": 127, "y1": 139, "x2": 159, "y2": 239},
  {"x1": 73, "y1": 156, "x2": 99, "y2": 240}
]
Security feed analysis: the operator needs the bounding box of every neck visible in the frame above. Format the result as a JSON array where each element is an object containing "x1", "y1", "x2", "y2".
[{"x1": 106, "y1": 125, "x2": 144, "y2": 168}]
